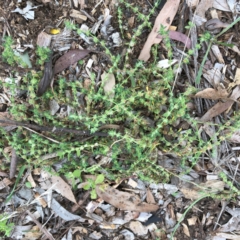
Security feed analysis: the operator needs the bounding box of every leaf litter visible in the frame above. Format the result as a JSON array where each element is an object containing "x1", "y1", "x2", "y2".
[{"x1": 2, "y1": 0, "x2": 240, "y2": 239}]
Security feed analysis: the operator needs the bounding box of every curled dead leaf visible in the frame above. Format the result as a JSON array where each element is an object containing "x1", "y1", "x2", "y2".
[
  {"x1": 180, "y1": 180, "x2": 224, "y2": 200},
  {"x1": 96, "y1": 185, "x2": 159, "y2": 212},
  {"x1": 54, "y1": 49, "x2": 91, "y2": 74},
  {"x1": 194, "y1": 88, "x2": 228, "y2": 100},
  {"x1": 200, "y1": 86, "x2": 240, "y2": 122},
  {"x1": 157, "y1": 30, "x2": 192, "y2": 49}
]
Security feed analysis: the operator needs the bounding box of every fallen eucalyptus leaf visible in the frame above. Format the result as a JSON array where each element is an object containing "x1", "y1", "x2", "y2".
[
  {"x1": 194, "y1": 88, "x2": 228, "y2": 100},
  {"x1": 138, "y1": 0, "x2": 180, "y2": 61},
  {"x1": 37, "y1": 54, "x2": 53, "y2": 96},
  {"x1": 200, "y1": 86, "x2": 240, "y2": 122},
  {"x1": 54, "y1": 49, "x2": 91, "y2": 74},
  {"x1": 96, "y1": 185, "x2": 159, "y2": 212}
]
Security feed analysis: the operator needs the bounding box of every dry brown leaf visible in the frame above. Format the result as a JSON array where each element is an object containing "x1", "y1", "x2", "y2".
[
  {"x1": 213, "y1": 0, "x2": 231, "y2": 11},
  {"x1": 203, "y1": 68, "x2": 223, "y2": 86},
  {"x1": 180, "y1": 180, "x2": 224, "y2": 200},
  {"x1": 0, "y1": 178, "x2": 12, "y2": 190},
  {"x1": 54, "y1": 49, "x2": 91, "y2": 74},
  {"x1": 200, "y1": 100, "x2": 234, "y2": 122},
  {"x1": 182, "y1": 223, "x2": 190, "y2": 237},
  {"x1": 138, "y1": 0, "x2": 180, "y2": 61},
  {"x1": 23, "y1": 226, "x2": 42, "y2": 239},
  {"x1": 33, "y1": 168, "x2": 41, "y2": 175},
  {"x1": 40, "y1": 170, "x2": 77, "y2": 204},
  {"x1": 225, "y1": 130, "x2": 240, "y2": 143},
  {"x1": 0, "y1": 171, "x2": 8, "y2": 177},
  {"x1": 146, "y1": 188, "x2": 156, "y2": 204},
  {"x1": 27, "y1": 173, "x2": 36, "y2": 188},
  {"x1": 34, "y1": 192, "x2": 47, "y2": 208},
  {"x1": 96, "y1": 185, "x2": 159, "y2": 212},
  {"x1": 129, "y1": 221, "x2": 148, "y2": 235},
  {"x1": 72, "y1": 226, "x2": 88, "y2": 235},
  {"x1": 195, "y1": 0, "x2": 214, "y2": 18},
  {"x1": 128, "y1": 16, "x2": 135, "y2": 28},
  {"x1": 51, "y1": 175, "x2": 77, "y2": 204},
  {"x1": 211, "y1": 45, "x2": 224, "y2": 63},
  {"x1": 194, "y1": 88, "x2": 228, "y2": 100},
  {"x1": 187, "y1": 216, "x2": 198, "y2": 226},
  {"x1": 228, "y1": 68, "x2": 240, "y2": 90},
  {"x1": 200, "y1": 86, "x2": 240, "y2": 122},
  {"x1": 157, "y1": 30, "x2": 192, "y2": 49},
  {"x1": 127, "y1": 178, "x2": 138, "y2": 188}
]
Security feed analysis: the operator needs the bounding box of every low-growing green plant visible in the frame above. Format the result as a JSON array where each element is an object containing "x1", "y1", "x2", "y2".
[
  {"x1": 83, "y1": 174, "x2": 105, "y2": 199},
  {"x1": 36, "y1": 46, "x2": 52, "y2": 65},
  {"x1": 2, "y1": 36, "x2": 26, "y2": 67},
  {"x1": 0, "y1": 213, "x2": 15, "y2": 237}
]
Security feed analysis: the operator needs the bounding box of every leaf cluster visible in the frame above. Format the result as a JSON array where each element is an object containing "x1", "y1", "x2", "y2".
[
  {"x1": 2, "y1": 36, "x2": 25, "y2": 66},
  {"x1": 0, "y1": 214, "x2": 14, "y2": 237},
  {"x1": 36, "y1": 46, "x2": 52, "y2": 65}
]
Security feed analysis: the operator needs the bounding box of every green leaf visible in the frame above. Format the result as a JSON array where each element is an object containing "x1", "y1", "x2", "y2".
[
  {"x1": 76, "y1": 148, "x2": 80, "y2": 157},
  {"x1": 95, "y1": 174, "x2": 105, "y2": 184},
  {"x1": 73, "y1": 169, "x2": 81, "y2": 178},
  {"x1": 83, "y1": 183, "x2": 91, "y2": 190},
  {"x1": 65, "y1": 172, "x2": 74, "y2": 179},
  {"x1": 25, "y1": 182, "x2": 32, "y2": 188},
  {"x1": 90, "y1": 189, "x2": 97, "y2": 199}
]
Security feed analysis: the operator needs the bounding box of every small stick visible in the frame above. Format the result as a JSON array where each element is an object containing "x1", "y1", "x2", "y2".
[
  {"x1": 26, "y1": 210, "x2": 55, "y2": 240},
  {"x1": 9, "y1": 148, "x2": 18, "y2": 179},
  {"x1": 0, "y1": 119, "x2": 108, "y2": 137}
]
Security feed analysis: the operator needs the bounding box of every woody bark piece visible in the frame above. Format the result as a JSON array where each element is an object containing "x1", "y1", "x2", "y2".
[
  {"x1": 70, "y1": 9, "x2": 87, "y2": 21},
  {"x1": 37, "y1": 32, "x2": 52, "y2": 47},
  {"x1": 200, "y1": 86, "x2": 240, "y2": 122},
  {"x1": 138, "y1": 0, "x2": 180, "y2": 62},
  {"x1": 10, "y1": 149, "x2": 18, "y2": 179}
]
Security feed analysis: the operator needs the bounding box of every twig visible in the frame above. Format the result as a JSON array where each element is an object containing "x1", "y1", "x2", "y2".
[
  {"x1": 9, "y1": 148, "x2": 18, "y2": 179},
  {"x1": 23, "y1": 126, "x2": 60, "y2": 144},
  {"x1": 80, "y1": 9, "x2": 96, "y2": 22},
  {"x1": 213, "y1": 200, "x2": 228, "y2": 230},
  {"x1": 0, "y1": 118, "x2": 108, "y2": 137},
  {"x1": 26, "y1": 210, "x2": 55, "y2": 240}
]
